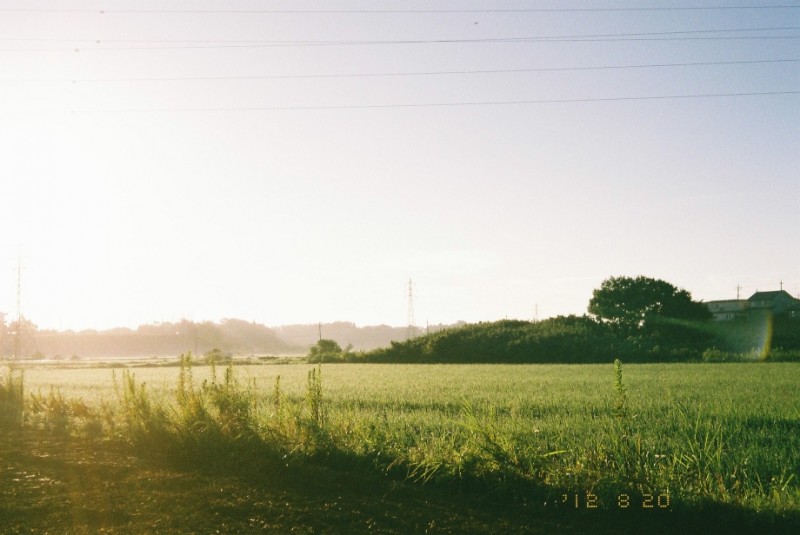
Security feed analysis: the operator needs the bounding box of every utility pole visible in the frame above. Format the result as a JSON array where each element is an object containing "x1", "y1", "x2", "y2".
[
  {"x1": 14, "y1": 255, "x2": 21, "y2": 361},
  {"x1": 407, "y1": 278, "x2": 416, "y2": 339},
  {"x1": 318, "y1": 322, "x2": 322, "y2": 341}
]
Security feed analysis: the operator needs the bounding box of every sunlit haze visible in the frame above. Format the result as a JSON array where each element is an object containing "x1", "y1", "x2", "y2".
[{"x1": 1, "y1": 1, "x2": 798, "y2": 331}]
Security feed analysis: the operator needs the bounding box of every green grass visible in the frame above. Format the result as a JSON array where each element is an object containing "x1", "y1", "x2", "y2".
[{"x1": 2, "y1": 360, "x2": 799, "y2": 533}]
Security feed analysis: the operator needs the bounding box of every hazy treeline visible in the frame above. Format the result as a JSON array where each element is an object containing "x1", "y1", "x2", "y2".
[
  {"x1": 0, "y1": 319, "x2": 298, "y2": 359},
  {"x1": 3, "y1": 272, "x2": 797, "y2": 362},
  {"x1": 275, "y1": 321, "x2": 455, "y2": 352},
  {"x1": 6, "y1": 313, "x2": 796, "y2": 363},
  {"x1": 0, "y1": 319, "x2": 450, "y2": 359}
]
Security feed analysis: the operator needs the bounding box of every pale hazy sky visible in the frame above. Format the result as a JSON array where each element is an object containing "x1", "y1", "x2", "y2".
[{"x1": 1, "y1": 1, "x2": 798, "y2": 331}]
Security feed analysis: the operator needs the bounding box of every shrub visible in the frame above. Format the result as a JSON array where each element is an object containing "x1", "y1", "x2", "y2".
[
  {"x1": 307, "y1": 339, "x2": 348, "y2": 363},
  {"x1": 28, "y1": 387, "x2": 93, "y2": 435},
  {"x1": 764, "y1": 348, "x2": 800, "y2": 362},
  {"x1": 203, "y1": 348, "x2": 232, "y2": 364},
  {"x1": 702, "y1": 348, "x2": 778, "y2": 362}
]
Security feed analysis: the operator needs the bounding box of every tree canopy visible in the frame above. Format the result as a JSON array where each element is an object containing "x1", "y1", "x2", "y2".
[
  {"x1": 307, "y1": 339, "x2": 348, "y2": 363},
  {"x1": 587, "y1": 275, "x2": 711, "y2": 337}
]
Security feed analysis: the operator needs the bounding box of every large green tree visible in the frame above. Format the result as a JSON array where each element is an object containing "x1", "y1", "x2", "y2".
[{"x1": 588, "y1": 276, "x2": 711, "y2": 340}]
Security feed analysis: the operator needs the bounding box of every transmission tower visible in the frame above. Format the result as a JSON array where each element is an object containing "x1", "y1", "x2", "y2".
[
  {"x1": 406, "y1": 278, "x2": 416, "y2": 339},
  {"x1": 14, "y1": 255, "x2": 21, "y2": 360}
]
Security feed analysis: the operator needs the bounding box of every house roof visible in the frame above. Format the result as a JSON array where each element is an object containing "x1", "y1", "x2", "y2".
[
  {"x1": 747, "y1": 291, "x2": 800, "y2": 313},
  {"x1": 748, "y1": 290, "x2": 796, "y2": 302}
]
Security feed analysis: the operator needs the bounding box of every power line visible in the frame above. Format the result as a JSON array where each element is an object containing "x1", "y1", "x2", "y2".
[
  {"x1": 3, "y1": 35, "x2": 798, "y2": 53},
  {"x1": 1, "y1": 6, "x2": 799, "y2": 14},
  {"x1": 5, "y1": 90, "x2": 797, "y2": 114},
  {"x1": 3, "y1": 26, "x2": 798, "y2": 44},
  {"x1": 2, "y1": 29, "x2": 799, "y2": 52},
  {"x1": 3, "y1": 59, "x2": 797, "y2": 84}
]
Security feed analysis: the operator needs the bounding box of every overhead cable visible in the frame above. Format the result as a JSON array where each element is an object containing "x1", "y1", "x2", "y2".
[
  {"x1": 4, "y1": 90, "x2": 797, "y2": 115},
  {"x1": 1, "y1": 6, "x2": 799, "y2": 14},
  {"x1": 2, "y1": 59, "x2": 798, "y2": 83}
]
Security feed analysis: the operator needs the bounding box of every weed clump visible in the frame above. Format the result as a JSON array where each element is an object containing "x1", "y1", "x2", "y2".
[
  {"x1": 306, "y1": 365, "x2": 324, "y2": 429},
  {"x1": 115, "y1": 368, "x2": 170, "y2": 448},
  {"x1": 28, "y1": 387, "x2": 93, "y2": 435},
  {"x1": 162, "y1": 353, "x2": 261, "y2": 464},
  {"x1": 612, "y1": 359, "x2": 627, "y2": 419},
  {"x1": 0, "y1": 367, "x2": 24, "y2": 430},
  {"x1": 113, "y1": 355, "x2": 334, "y2": 467}
]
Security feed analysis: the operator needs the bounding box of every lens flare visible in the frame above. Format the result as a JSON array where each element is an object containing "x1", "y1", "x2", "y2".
[{"x1": 757, "y1": 313, "x2": 774, "y2": 361}]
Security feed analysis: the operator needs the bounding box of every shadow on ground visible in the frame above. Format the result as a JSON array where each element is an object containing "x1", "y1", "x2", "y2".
[{"x1": 1, "y1": 432, "x2": 797, "y2": 534}]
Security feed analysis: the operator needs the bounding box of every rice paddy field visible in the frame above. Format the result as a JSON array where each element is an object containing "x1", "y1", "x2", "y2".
[{"x1": 2, "y1": 361, "x2": 799, "y2": 533}]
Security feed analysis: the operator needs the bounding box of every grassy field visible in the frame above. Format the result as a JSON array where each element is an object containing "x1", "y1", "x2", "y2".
[{"x1": 2, "y1": 360, "x2": 799, "y2": 533}]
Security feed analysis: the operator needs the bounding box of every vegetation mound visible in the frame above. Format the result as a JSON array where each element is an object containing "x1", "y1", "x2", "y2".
[
  {"x1": 362, "y1": 317, "x2": 666, "y2": 363},
  {"x1": 358, "y1": 275, "x2": 800, "y2": 364}
]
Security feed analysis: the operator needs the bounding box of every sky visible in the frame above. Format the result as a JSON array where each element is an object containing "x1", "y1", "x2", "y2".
[{"x1": 0, "y1": 1, "x2": 798, "y2": 332}]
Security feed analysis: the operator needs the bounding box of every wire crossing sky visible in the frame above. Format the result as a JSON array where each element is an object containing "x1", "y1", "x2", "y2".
[
  {"x1": 2, "y1": 5, "x2": 799, "y2": 13},
  {"x1": 0, "y1": 0, "x2": 798, "y2": 331}
]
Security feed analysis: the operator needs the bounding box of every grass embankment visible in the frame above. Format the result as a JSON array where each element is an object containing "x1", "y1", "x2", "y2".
[
  {"x1": 355, "y1": 317, "x2": 800, "y2": 364},
  {"x1": 2, "y1": 360, "x2": 799, "y2": 533}
]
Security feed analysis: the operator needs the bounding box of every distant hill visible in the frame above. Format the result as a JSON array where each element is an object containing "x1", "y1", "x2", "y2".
[
  {"x1": 275, "y1": 321, "x2": 457, "y2": 352},
  {"x1": 2, "y1": 319, "x2": 299, "y2": 359},
  {"x1": 0, "y1": 319, "x2": 456, "y2": 360}
]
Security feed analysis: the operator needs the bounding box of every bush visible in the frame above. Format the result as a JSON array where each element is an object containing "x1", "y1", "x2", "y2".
[
  {"x1": 203, "y1": 348, "x2": 232, "y2": 364},
  {"x1": 308, "y1": 339, "x2": 351, "y2": 363},
  {"x1": 703, "y1": 348, "x2": 735, "y2": 362},
  {"x1": 763, "y1": 348, "x2": 800, "y2": 362}
]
